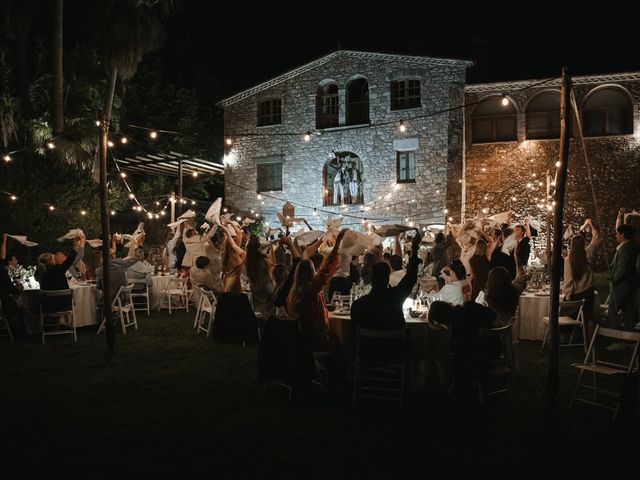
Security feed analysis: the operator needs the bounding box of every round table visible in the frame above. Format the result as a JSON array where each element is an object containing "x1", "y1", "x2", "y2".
[{"x1": 150, "y1": 275, "x2": 175, "y2": 310}]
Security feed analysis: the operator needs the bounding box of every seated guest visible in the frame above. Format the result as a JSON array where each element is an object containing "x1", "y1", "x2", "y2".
[
  {"x1": 36, "y1": 233, "x2": 86, "y2": 313},
  {"x1": 350, "y1": 232, "x2": 422, "y2": 330},
  {"x1": 328, "y1": 252, "x2": 352, "y2": 300},
  {"x1": 190, "y1": 255, "x2": 221, "y2": 294},
  {"x1": 0, "y1": 250, "x2": 23, "y2": 319},
  {"x1": 126, "y1": 247, "x2": 153, "y2": 292},
  {"x1": 438, "y1": 260, "x2": 466, "y2": 306},
  {"x1": 484, "y1": 258, "x2": 526, "y2": 327},
  {"x1": 469, "y1": 239, "x2": 490, "y2": 301},
  {"x1": 388, "y1": 254, "x2": 406, "y2": 287},
  {"x1": 95, "y1": 235, "x2": 140, "y2": 306},
  {"x1": 54, "y1": 238, "x2": 86, "y2": 281}
]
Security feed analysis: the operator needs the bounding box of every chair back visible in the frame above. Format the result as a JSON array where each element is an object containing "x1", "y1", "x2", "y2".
[
  {"x1": 40, "y1": 289, "x2": 74, "y2": 314},
  {"x1": 584, "y1": 325, "x2": 640, "y2": 373},
  {"x1": 356, "y1": 327, "x2": 408, "y2": 369},
  {"x1": 559, "y1": 299, "x2": 585, "y2": 319}
]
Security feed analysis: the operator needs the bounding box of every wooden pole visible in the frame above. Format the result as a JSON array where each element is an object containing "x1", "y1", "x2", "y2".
[
  {"x1": 547, "y1": 68, "x2": 571, "y2": 413},
  {"x1": 99, "y1": 117, "x2": 114, "y2": 352},
  {"x1": 178, "y1": 159, "x2": 183, "y2": 217},
  {"x1": 546, "y1": 170, "x2": 552, "y2": 274},
  {"x1": 170, "y1": 190, "x2": 176, "y2": 223}
]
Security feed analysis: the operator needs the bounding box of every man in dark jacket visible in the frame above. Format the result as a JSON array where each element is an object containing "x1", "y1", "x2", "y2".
[{"x1": 608, "y1": 224, "x2": 639, "y2": 331}]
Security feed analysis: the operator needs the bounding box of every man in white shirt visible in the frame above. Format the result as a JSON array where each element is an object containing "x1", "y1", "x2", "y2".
[
  {"x1": 438, "y1": 261, "x2": 466, "y2": 306},
  {"x1": 127, "y1": 247, "x2": 153, "y2": 292},
  {"x1": 388, "y1": 255, "x2": 405, "y2": 287}
]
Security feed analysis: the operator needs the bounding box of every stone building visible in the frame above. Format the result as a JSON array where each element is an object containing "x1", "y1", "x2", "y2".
[
  {"x1": 464, "y1": 72, "x2": 640, "y2": 258},
  {"x1": 217, "y1": 50, "x2": 472, "y2": 230}
]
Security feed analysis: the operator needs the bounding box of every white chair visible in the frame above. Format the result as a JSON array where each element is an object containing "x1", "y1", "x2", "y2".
[
  {"x1": 160, "y1": 277, "x2": 191, "y2": 314},
  {"x1": 352, "y1": 327, "x2": 408, "y2": 407},
  {"x1": 193, "y1": 287, "x2": 216, "y2": 336},
  {"x1": 97, "y1": 285, "x2": 138, "y2": 335},
  {"x1": 130, "y1": 282, "x2": 150, "y2": 316},
  {"x1": 40, "y1": 289, "x2": 76, "y2": 344},
  {"x1": 570, "y1": 326, "x2": 640, "y2": 422},
  {"x1": 541, "y1": 299, "x2": 586, "y2": 350}
]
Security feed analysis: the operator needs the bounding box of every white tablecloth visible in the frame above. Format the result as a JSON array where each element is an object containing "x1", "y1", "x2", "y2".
[
  {"x1": 517, "y1": 290, "x2": 601, "y2": 341},
  {"x1": 150, "y1": 275, "x2": 174, "y2": 310}
]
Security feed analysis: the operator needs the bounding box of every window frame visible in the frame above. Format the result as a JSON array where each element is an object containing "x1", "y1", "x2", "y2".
[
  {"x1": 396, "y1": 150, "x2": 417, "y2": 183},
  {"x1": 256, "y1": 162, "x2": 283, "y2": 192},
  {"x1": 257, "y1": 98, "x2": 282, "y2": 127},
  {"x1": 472, "y1": 113, "x2": 517, "y2": 144},
  {"x1": 390, "y1": 79, "x2": 422, "y2": 111}
]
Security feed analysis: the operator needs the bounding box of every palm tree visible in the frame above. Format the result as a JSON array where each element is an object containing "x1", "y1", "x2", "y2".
[
  {"x1": 52, "y1": 0, "x2": 64, "y2": 135},
  {"x1": 97, "y1": 0, "x2": 176, "y2": 124}
]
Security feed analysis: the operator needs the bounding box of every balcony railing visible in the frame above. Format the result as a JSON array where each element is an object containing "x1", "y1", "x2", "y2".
[
  {"x1": 323, "y1": 184, "x2": 364, "y2": 206},
  {"x1": 316, "y1": 113, "x2": 339, "y2": 129},
  {"x1": 346, "y1": 101, "x2": 370, "y2": 126}
]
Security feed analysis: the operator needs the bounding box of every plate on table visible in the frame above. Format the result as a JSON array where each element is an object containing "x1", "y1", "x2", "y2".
[{"x1": 534, "y1": 292, "x2": 549, "y2": 297}]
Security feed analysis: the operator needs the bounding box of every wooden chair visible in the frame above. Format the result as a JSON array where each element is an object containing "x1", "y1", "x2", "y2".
[
  {"x1": 352, "y1": 327, "x2": 408, "y2": 407},
  {"x1": 541, "y1": 299, "x2": 585, "y2": 350},
  {"x1": 40, "y1": 289, "x2": 76, "y2": 344},
  {"x1": 570, "y1": 326, "x2": 640, "y2": 422}
]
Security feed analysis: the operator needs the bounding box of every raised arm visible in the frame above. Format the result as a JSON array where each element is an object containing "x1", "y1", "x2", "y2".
[
  {"x1": 395, "y1": 232, "x2": 422, "y2": 297},
  {"x1": 393, "y1": 235, "x2": 402, "y2": 256},
  {"x1": 583, "y1": 219, "x2": 601, "y2": 260},
  {"x1": 221, "y1": 223, "x2": 245, "y2": 257},
  {"x1": 616, "y1": 208, "x2": 625, "y2": 230},
  {"x1": 281, "y1": 235, "x2": 300, "y2": 259}
]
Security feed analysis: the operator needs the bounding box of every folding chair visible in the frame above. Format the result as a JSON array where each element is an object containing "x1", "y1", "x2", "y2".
[
  {"x1": 159, "y1": 276, "x2": 191, "y2": 314},
  {"x1": 352, "y1": 327, "x2": 408, "y2": 407},
  {"x1": 40, "y1": 289, "x2": 76, "y2": 344},
  {"x1": 475, "y1": 324, "x2": 516, "y2": 405},
  {"x1": 570, "y1": 326, "x2": 640, "y2": 422},
  {"x1": 193, "y1": 287, "x2": 216, "y2": 336},
  {"x1": 97, "y1": 285, "x2": 138, "y2": 335},
  {"x1": 130, "y1": 282, "x2": 150, "y2": 316},
  {"x1": 541, "y1": 299, "x2": 586, "y2": 350}
]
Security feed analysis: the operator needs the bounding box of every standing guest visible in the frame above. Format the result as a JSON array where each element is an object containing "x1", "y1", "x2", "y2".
[
  {"x1": 388, "y1": 255, "x2": 405, "y2": 287},
  {"x1": 430, "y1": 232, "x2": 448, "y2": 277},
  {"x1": 244, "y1": 234, "x2": 276, "y2": 317},
  {"x1": 95, "y1": 235, "x2": 140, "y2": 306},
  {"x1": 220, "y1": 220, "x2": 245, "y2": 294},
  {"x1": 164, "y1": 225, "x2": 182, "y2": 274},
  {"x1": 490, "y1": 228, "x2": 516, "y2": 280},
  {"x1": 351, "y1": 232, "x2": 422, "y2": 330},
  {"x1": 36, "y1": 232, "x2": 86, "y2": 312},
  {"x1": 513, "y1": 220, "x2": 531, "y2": 269},
  {"x1": 173, "y1": 238, "x2": 187, "y2": 276},
  {"x1": 469, "y1": 239, "x2": 490, "y2": 301},
  {"x1": 484, "y1": 257, "x2": 527, "y2": 327},
  {"x1": 608, "y1": 222, "x2": 639, "y2": 331},
  {"x1": 563, "y1": 219, "x2": 601, "y2": 341},
  {"x1": 54, "y1": 239, "x2": 86, "y2": 281},
  {"x1": 286, "y1": 229, "x2": 346, "y2": 351}
]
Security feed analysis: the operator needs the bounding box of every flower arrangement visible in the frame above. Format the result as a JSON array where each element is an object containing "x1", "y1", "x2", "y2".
[{"x1": 9, "y1": 265, "x2": 38, "y2": 287}]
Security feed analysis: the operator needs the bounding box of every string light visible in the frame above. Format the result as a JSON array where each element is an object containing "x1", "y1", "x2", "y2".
[
  {"x1": 95, "y1": 120, "x2": 101, "y2": 126},
  {"x1": 128, "y1": 193, "x2": 135, "y2": 199},
  {"x1": 120, "y1": 172, "x2": 127, "y2": 178},
  {"x1": 107, "y1": 140, "x2": 114, "y2": 147},
  {"x1": 47, "y1": 142, "x2": 55, "y2": 149},
  {"x1": 225, "y1": 137, "x2": 233, "y2": 146},
  {"x1": 3, "y1": 155, "x2": 11, "y2": 162},
  {"x1": 399, "y1": 120, "x2": 406, "y2": 133},
  {"x1": 192, "y1": 170, "x2": 198, "y2": 177},
  {"x1": 80, "y1": 210, "x2": 87, "y2": 215},
  {"x1": 110, "y1": 210, "x2": 116, "y2": 216},
  {"x1": 120, "y1": 137, "x2": 128, "y2": 144},
  {"x1": 149, "y1": 131, "x2": 158, "y2": 139},
  {"x1": 303, "y1": 131, "x2": 311, "y2": 142},
  {"x1": 49, "y1": 205, "x2": 55, "y2": 211},
  {"x1": 555, "y1": 161, "x2": 561, "y2": 167},
  {"x1": 501, "y1": 95, "x2": 509, "y2": 106},
  {"x1": 10, "y1": 195, "x2": 17, "y2": 200},
  {"x1": 257, "y1": 194, "x2": 262, "y2": 200}
]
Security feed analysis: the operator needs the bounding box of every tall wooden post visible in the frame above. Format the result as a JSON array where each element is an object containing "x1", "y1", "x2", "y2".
[
  {"x1": 99, "y1": 117, "x2": 114, "y2": 352},
  {"x1": 178, "y1": 158, "x2": 184, "y2": 217},
  {"x1": 170, "y1": 190, "x2": 176, "y2": 223},
  {"x1": 546, "y1": 170, "x2": 552, "y2": 274},
  {"x1": 547, "y1": 68, "x2": 571, "y2": 413}
]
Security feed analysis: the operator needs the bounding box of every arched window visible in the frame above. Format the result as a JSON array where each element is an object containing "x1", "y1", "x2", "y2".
[
  {"x1": 526, "y1": 91, "x2": 560, "y2": 139},
  {"x1": 323, "y1": 152, "x2": 364, "y2": 206},
  {"x1": 316, "y1": 83, "x2": 339, "y2": 129},
  {"x1": 345, "y1": 78, "x2": 369, "y2": 126},
  {"x1": 583, "y1": 87, "x2": 633, "y2": 137},
  {"x1": 472, "y1": 96, "x2": 517, "y2": 143},
  {"x1": 390, "y1": 78, "x2": 421, "y2": 110}
]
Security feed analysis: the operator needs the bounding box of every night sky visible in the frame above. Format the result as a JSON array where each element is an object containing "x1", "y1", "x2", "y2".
[{"x1": 160, "y1": 2, "x2": 640, "y2": 98}]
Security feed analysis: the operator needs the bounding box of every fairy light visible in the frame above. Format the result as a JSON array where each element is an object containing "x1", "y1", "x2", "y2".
[
  {"x1": 223, "y1": 207, "x2": 228, "y2": 213},
  {"x1": 149, "y1": 131, "x2": 158, "y2": 139},
  {"x1": 47, "y1": 142, "x2": 55, "y2": 149},
  {"x1": 555, "y1": 161, "x2": 561, "y2": 167},
  {"x1": 49, "y1": 205, "x2": 55, "y2": 211},
  {"x1": 443, "y1": 208, "x2": 448, "y2": 214},
  {"x1": 107, "y1": 140, "x2": 114, "y2": 147},
  {"x1": 482, "y1": 208, "x2": 488, "y2": 214},
  {"x1": 225, "y1": 137, "x2": 233, "y2": 146},
  {"x1": 155, "y1": 201, "x2": 160, "y2": 206},
  {"x1": 192, "y1": 170, "x2": 198, "y2": 177},
  {"x1": 191, "y1": 200, "x2": 196, "y2": 205},
  {"x1": 3, "y1": 155, "x2": 11, "y2": 162},
  {"x1": 303, "y1": 131, "x2": 311, "y2": 142},
  {"x1": 147, "y1": 212, "x2": 153, "y2": 219},
  {"x1": 501, "y1": 95, "x2": 509, "y2": 106},
  {"x1": 80, "y1": 210, "x2": 87, "y2": 215},
  {"x1": 120, "y1": 172, "x2": 127, "y2": 178},
  {"x1": 481, "y1": 167, "x2": 486, "y2": 172},
  {"x1": 408, "y1": 221, "x2": 414, "y2": 227},
  {"x1": 448, "y1": 216, "x2": 453, "y2": 222},
  {"x1": 257, "y1": 194, "x2": 262, "y2": 200},
  {"x1": 399, "y1": 120, "x2": 406, "y2": 133},
  {"x1": 110, "y1": 210, "x2": 116, "y2": 216},
  {"x1": 95, "y1": 120, "x2": 101, "y2": 126},
  {"x1": 160, "y1": 211, "x2": 166, "y2": 216},
  {"x1": 120, "y1": 137, "x2": 128, "y2": 144},
  {"x1": 236, "y1": 216, "x2": 242, "y2": 221},
  {"x1": 512, "y1": 196, "x2": 517, "y2": 201},
  {"x1": 128, "y1": 193, "x2": 135, "y2": 199}
]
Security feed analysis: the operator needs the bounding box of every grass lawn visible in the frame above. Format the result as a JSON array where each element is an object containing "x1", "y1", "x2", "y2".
[{"x1": 1, "y1": 308, "x2": 637, "y2": 479}]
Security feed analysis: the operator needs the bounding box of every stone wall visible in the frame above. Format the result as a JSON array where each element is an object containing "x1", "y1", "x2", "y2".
[
  {"x1": 222, "y1": 52, "x2": 468, "y2": 231},
  {"x1": 464, "y1": 75, "x2": 640, "y2": 268}
]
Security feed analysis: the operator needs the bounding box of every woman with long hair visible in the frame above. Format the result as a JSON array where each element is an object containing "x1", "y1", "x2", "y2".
[
  {"x1": 244, "y1": 234, "x2": 275, "y2": 317},
  {"x1": 287, "y1": 228, "x2": 346, "y2": 350},
  {"x1": 564, "y1": 218, "x2": 600, "y2": 340},
  {"x1": 485, "y1": 254, "x2": 526, "y2": 327},
  {"x1": 221, "y1": 221, "x2": 245, "y2": 294}
]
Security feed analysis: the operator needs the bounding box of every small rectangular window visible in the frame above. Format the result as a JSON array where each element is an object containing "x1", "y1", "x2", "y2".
[
  {"x1": 396, "y1": 151, "x2": 416, "y2": 183},
  {"x1": 390, "y1": 79, "x2": 421, "y2": 111},
  {"x1": 257, "y1": 162, "x2": 282, "y2": 192},
  {"x1": 258, "y1": 99, "x2": 282, "y2": 126}
]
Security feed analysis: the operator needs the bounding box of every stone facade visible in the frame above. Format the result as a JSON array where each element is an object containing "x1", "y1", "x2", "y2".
[
  {"x1": 219, "y1": 51, "x2": 471, "y2": 231},
  {"x1": 464, "y1": 73, "x2": 640, "y2": 265}
]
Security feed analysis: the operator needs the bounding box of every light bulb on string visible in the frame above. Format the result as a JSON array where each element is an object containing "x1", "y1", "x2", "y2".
[
  {"x1": 3, "y1": 154, "x2": 10, "y2": 162},
  {"x1": 47, "y1": 142, "x2": 55, "y2": 149},
  {"x1": 120, "y1": 172, "x2": 127, "y2": 178},
  {"x1": 555, "y1": 161, "x2": 561, "y2": 167},
  {"x1": 147, "y1": 212, "x2": 153, "y2": 219},
  {"x1": 149, "y1": 131, "x2": 158, "y2": 139},
  {"x1": 303, "y1": 131, "x2": 311, "y2": 142},
  {"x1": 160, "y1": 211, "x2": 166, "y2": 216},
  {"x1": 9, "y1": 194, "x2": 17, "y2": 200},
  {"x1": 225, "y1": 137, "x2": 233, "y2": 146},
  {"x1": 48, "y1": 205, "x2": 55, "y2": 211},
  {"x1": 191, "y1": 200, "x2": 196, "y2": 205},
  {"x1": 223, "y1": 207, "x2": 228, "y2": 213},
  {"x1": 80, "y1": 210, "x2": 87, "y2": 216},
  {"x1": 192, "y1": 170, "x2": 198, "y2": 177},
  {"x1": 399, "y1": 120, "x2": 406, "y2": 133},
  {"x1": 155, "y1": 201, "x2": 160, "y2": 206},
  {"x1": 95, "y1": 120, "x2": 101, "y2": 127},
  {"x1": 107, "y1": 140, "x2": 114, "y2": 148},
  {"x1": 110, "y1": 210, "x2": 116, "y2": 216},
  {"x1": 120, "y1": 136, "x2": 128, "y2": 144},
  {"x1": 448, "y1": 216, "x2": 453, "y2": 222},
  {"x1": 128, "y1": 193, "x2": 135, "y2": 199},
  {"x1": 501, "y1": 95, "x2": 509, "y2": 106},
  {"x1": 257, "y1": 194, "x2": 262, "y2": 200}
]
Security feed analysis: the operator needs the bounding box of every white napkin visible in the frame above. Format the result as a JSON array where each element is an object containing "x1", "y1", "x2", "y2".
[
  {"x1": 57, "y1": 229, "x2": 84, "y2": 242},
  {"x1": 7, "y1": 235, "x2": 38, "y2": 247},
  {"x1": 205, "y1": 198, "x2": 222, "y2": 226},
  {"x1": 178, "y1": 209, "x2": 196, "y2": 220}
]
